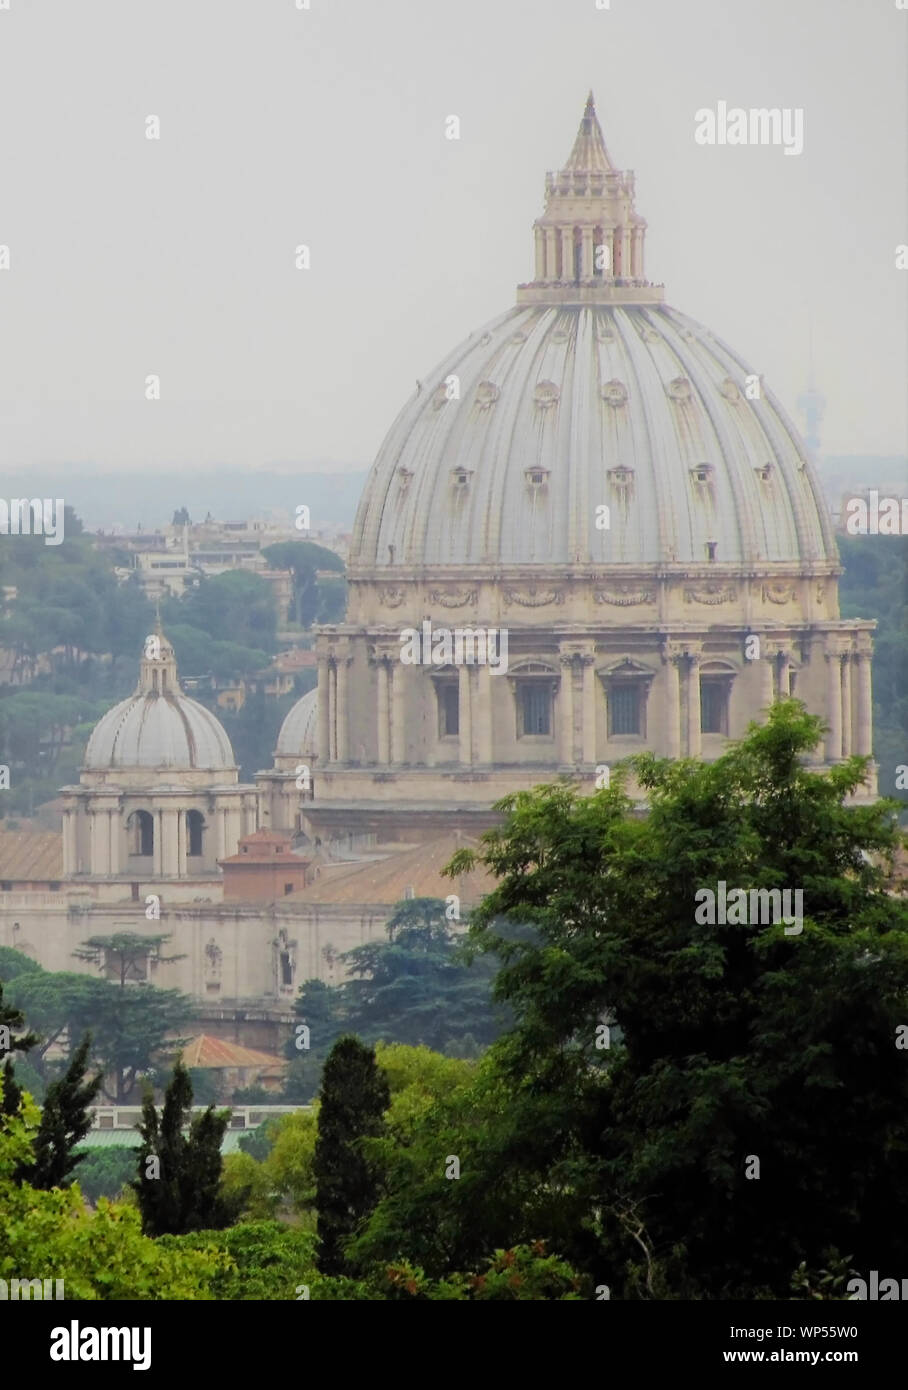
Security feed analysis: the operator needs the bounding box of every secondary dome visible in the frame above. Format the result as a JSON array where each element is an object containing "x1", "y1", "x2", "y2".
[
  {"x1": 84, "y1": 629, "x2": 236, "y2": 772},
  {"x1": 349, "y1": 96, "x2": 835, "y2": 573},
  {"x1": 275, "y1": 687, "x2": 318, "y2": 759}
]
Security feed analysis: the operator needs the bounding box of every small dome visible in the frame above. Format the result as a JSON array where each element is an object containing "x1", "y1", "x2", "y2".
[
  {"x1": 83, "y1": 630, "x2": 236, "y2": 772},
  {"x1": 276, "y1": 687, "x2": 319, "y2": 759}
]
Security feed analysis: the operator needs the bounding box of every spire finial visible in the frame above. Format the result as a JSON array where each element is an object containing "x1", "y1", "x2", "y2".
[{"x1": 564, "y1": 91, "x2": 614, "y2": 173}]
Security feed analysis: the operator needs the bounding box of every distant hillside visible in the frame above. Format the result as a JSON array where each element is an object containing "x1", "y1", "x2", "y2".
[
  {"x1": 815, "y1": 456, "x2": 907, "y2": 511},
  {"x1": 22, "y1": 469, "x2": 370, "y2": 532}
]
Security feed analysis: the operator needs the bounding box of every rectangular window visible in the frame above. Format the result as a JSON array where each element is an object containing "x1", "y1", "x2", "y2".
[
  {"x1": 701, "y1": 679, "x2": 729, "y2": 735},
  {"x1": 520, "y1": 684, "x2": 551, "y2": 736},
  {"x1": 609, "y1": 683, "x2": 642, "y2": 736},
  {"x1": 439, "y1": 684, "x2": 459, "y2": 737}
]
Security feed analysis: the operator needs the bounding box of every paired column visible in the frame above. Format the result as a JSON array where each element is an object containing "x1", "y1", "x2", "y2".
[
  {"x1": 855, "y1": 648, "x2": 873, "y2": 757},
  {"x1": 825, "y1": 648, "x2": 843, "y2": 762},
  {"x1": 534, "y1": 226, "x2": 545, "y2": 280},
  {"x1": 840, "y1": 655, "x2": 853, "y2": 758},
  {"x1": 631, "y1": 227, "x2": 643, "y2": 278},
  {"x1": 161, "y1": 809, "x2": 180, "y2": 877},
  {"x1": 334, "y1": 655, "x2": 349, "y2": 763},
  {"x1": 759, "y1": 651, "x2": 774, "y2": 715},
  {"x1": 458, "y1": 664, "x2": 473, "y2": 766},
  {"x1": 662, "y1": 646, "x2": 682, "y2": 758},
  {"x1": 90, "y1": 809, "x2": 111, "y2": 875},
  {"x1": 390, "y1": 662, "x2": 406, "y2": 765},
  {"x1": 560, "y1": 227, "x2": 573, "y2": 281},
  {"x1": 153, "y1": 808, "x2": 164, "y2": 878},
  {"x1": 581, "y1": 227, "x2": 594, "y2": 279},
  {"x1": 559, "y1": 653, "x2": 575, "y2": 764},
  {"x1": 581, "y1": 655, "x2": 597, "y2": 764},
  {"x1": 317, "y1": 654, "x2": 331, "y2": 765},
  {"x1": 621, "y1": 227, "x2": 632, "y2": 277},
  {"x1": 544, "y1": 227, "x2": 557, "y2": 280},
  {"x1": 177, "y1": 810, "x2": 187, "y2": 877},
  {"x1": 475, "y1": 664, "x2": 493, "y2": 765},
  {"x1": 376, "y1": 658, "x2": 391, "y2": 764},
  {"x1": 686, "y1": 653, "x2": 702, "y2": 758},
  {"x1": 107, "y1": 809, "x2": 119, "y2": 876},
  {"x1": 63, "y1": 806, "x2": 78, "y2": 876}
]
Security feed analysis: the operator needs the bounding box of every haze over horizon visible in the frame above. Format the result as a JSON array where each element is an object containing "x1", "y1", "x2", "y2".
[{"x1": 0, "y1": 0, "x2": 905, "y2": 476}]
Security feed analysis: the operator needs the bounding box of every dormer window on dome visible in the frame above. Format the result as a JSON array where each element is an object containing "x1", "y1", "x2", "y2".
[
  {"x1": 608, "y1": 465, "x2": 634, "y2": 487},
  {"x1": 691, "y1": 464, "x2": 714, "y2": 485},
  {"x1": 451, "y1": 467, "x2": 473, "y2": 488},
  {"x1": 525, "y1": 467, "x2": 550, "y2": 488},
  {"x1": 755, "y1": 463, "x2": 773, "y2": 483}
]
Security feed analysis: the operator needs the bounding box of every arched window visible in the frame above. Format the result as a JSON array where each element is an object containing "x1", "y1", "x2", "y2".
[
  {"x1": 186, "y1": 810, "x2": 204, "y2": 858},
  {"x1": 127, "y1": 810, "x2": 154, "y2": 857}
]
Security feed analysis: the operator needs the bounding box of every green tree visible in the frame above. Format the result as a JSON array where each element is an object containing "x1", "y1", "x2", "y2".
[
  {"x1": 0, "y1": 977, "x2": 39, "y2": 1118},
  {"x1": 314, "y1": 1036, "x2": 390, "y2": 1275},
  {"x1": 340, "y1": 898, "x2": 507, "y2": 1053},
  {"x1": 23, "y1": 1034, "x2": 103, "y2": 1190},
  {"x1": 283, "y1": 903, "x2": 506, "y2": 1100},
  {"x1": 433, "y1": 700, "x2": 908, "y2": 1297},
  {"x1": 161, "y1": 1221, "x2": 315, "y2": 1300},
  {"x1": 0, "y1": 946, "x2": 43, "y2": 982},
  {"x1": 261, "y1": 540, "x2": 345, "y2": 627},
  {"x1": 0, "y1": 1081, "x2": 226, "y2": 1300},
  {"x1": 72, "y1": 931, "x2": 186, "y2": 986},
  {"x1": 69, "y1": 1144, "x2": 138, "y2": 1205},
  {"x1": 70, "y1": 934, "x2": 191, "y2": 1101},
  {"x1": 134, "y1": 1058, "x2": 232, "y2": 1236},
  {"x1": 165, "y1": 571, "x2": 277, "y2": 654}
]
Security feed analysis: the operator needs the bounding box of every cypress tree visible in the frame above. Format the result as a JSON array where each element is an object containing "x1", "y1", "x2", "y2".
[
  {"x1": 134, "y1": 1057, "x2": 231, "y2": 1236},
  {"x1": 314, "y1": 1035, "x2": 390, "y2": 1275},
  {"x1": 24, "y1": 1033, "x2": 103, "y2": 1189}
]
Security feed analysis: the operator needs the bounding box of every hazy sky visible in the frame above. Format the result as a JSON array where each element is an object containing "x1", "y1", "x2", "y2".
[{"x1": 0, "y1": 0, "x2": 905, "y2": 476}]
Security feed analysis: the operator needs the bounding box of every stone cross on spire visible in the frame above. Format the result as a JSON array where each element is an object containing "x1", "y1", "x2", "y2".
[{"x1": 517, "y1": 93, "x2": 663, "y2": 307}]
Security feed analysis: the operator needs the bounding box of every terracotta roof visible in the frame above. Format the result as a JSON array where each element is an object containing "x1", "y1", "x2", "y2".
[
  {"x1": 283, "y1": 833, "x2": 497, "y2": 906},
  {"x1": 0, "y1": 830, "x2": 64, "y2": 881},
  {"x1": 178, "y1": 1035, "x2": 286, "y2": 1070},
  {"x1": 220, "y1": 829, "x2": 310, "y2": 866},
  {"x1": 273, "y1": 649, "x2": 317, "y2": 670}
]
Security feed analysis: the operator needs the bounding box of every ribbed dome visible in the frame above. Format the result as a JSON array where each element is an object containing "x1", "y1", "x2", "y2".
[
  {"x1": 276, "y1": 687, "x2": 318, "y2": 759},
  {"x1": 84, "y1": 630, "x2": 236, "y2": 772},
  {"x1": 349, "y1": 302, "x2": 836, "y2": 571}
]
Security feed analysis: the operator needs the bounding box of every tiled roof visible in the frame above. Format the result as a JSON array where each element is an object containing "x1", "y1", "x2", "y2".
[
  {"x1": 0, "y1": 830, "x2": 64, "y2": 881},
  {"x1": 283, "y1": 833, "x2": 497, "y2": 906},
  {"x1": 179, "y1": 1034, "x2": 286, "y2": 1070}
]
